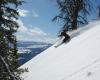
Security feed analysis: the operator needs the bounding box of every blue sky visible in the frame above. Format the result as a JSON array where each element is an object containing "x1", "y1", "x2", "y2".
[{"x1": 16, "y1": 0, "x2": 99, "y2": 43}]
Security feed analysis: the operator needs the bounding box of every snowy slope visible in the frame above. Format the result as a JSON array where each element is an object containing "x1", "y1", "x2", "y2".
[{"x1": 21, "y1": 21, "x2": 100, "y2": 80}]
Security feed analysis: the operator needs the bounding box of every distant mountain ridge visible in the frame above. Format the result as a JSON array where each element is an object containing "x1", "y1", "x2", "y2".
[
  {"x1": 17, "y1": 41, "x2": 52, "y2": 48},
  {"x1": 17, "y1": 41, "x2": 52, "y2": 66}
]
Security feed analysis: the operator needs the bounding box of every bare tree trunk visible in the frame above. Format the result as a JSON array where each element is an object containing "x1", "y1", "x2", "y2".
[
  {"x1": 98, "y1": 6, "x2": 100, "y2": 19},
  {"x1": 71, "y1": 14, "x2": 78, "y2": 30}
]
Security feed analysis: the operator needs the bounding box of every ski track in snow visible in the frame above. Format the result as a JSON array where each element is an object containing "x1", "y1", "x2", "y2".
[{"x1": 62, "y1": 58, "x2": 100, "y2": 80}]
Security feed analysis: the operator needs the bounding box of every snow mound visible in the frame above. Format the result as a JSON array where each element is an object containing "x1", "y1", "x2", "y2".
[{"x1": 21, "y1": 20, "x2": 100, "y2": 80}]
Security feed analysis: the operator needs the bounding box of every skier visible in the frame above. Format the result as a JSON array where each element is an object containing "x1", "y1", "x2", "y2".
[
  {"x1": 54, "y1": 30, "x2": 70, "y2": 48},
  {"x1": 59, "y1": 29, "x2": 70, "y2": 43}
]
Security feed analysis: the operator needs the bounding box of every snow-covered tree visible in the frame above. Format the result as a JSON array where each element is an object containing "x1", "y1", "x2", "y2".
[{"x1": 0, "y1": 0, "x2": 24, "y2": 80}]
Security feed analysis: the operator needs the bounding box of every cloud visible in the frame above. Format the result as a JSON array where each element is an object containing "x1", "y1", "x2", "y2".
[
  {"x1": 18, "y1": 9, "x2": 29, "y2": 17},
  {"x1": 18, "y1": 9, "x2": 39, "y2": 18},
  {"x1": 16, "y1": 20, "x2": 56, "y2": 43},
  {"x1": 17, "y1": 34, "x2": 57, "y2": 43},
  {"x1": 17, "y1": 19, "x2": 28, "y2": 32},
  {"x1": 17, "y1": 19, "x2": 47, "y2": 36},
  {"x1": 29, "y1": 27, "x2": 47, "y2": 36},
  {"x1": 40, "y1": 37, "x2": 57, "y2": 43}
]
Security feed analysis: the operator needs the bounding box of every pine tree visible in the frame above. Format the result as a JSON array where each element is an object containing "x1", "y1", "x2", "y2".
[
  {"x1": 0, "y1": 0, "x2": 24, "y2": 80},
  {"x1": 53, "y1": 0, "x2": 91, "y2": 33}
]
